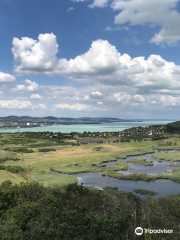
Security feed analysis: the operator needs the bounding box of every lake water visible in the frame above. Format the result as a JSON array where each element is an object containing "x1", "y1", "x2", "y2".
[
  {"x1": 51, "y1": 149, "x2": 180, "y2": 198},
  {"x1": 0, "y1": 120, "x2": 176, "y2": 133}
]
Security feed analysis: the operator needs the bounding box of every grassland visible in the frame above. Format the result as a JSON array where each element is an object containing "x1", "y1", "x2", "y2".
[
  {"x1": 127, "y1": 157, "x2": 153, "y2": 166},
  {"x1": 0, "y1": 132, "x2": 180, "y2": 187},
  {"x1": 152, "y1": 151, "x2": 180, "y2": 161},
  {"x1": 0, "y1": 170, "x2": 23, "y2": 184}
]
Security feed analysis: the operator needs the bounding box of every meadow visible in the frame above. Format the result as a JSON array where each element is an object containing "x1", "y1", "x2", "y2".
[
  {"x1": 0, "y1": 170, "x2": 22, "y2": 184},
  {"x1": 0, "y1": 132, "x2": 180, "y2": 187}
]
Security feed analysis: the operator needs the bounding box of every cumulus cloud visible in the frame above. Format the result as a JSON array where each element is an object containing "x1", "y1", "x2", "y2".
[
  {"x1": 30, "y1": 94, "x2": 43, "y2": 99},
  {"x1": 12, "y1": 33, "x2": 180, "y2": 94},
  {"x1": 0, "y1": 99, "x2": 47, "y2": 110},
  {"x1": 0, "y1": 100, "x2": 33, "y2": 109},
  {"x1": 111, "y1": 0, "x2": 180, "y2": 45},
  {"x1": 11, "y1": 79, "x2": 39, "y2": 93},
  {"x1": 12, "y1": 33, "x2": 59, "y2": 75},
  {"x1": 88, "y1": 0, "x2": 109, "y2": 8},
  {"x1": 54, "y1": 103, "x2": 90, "y2": 111},
  {"x1": 97, "y1": 101, "x2": 104, "y2": 105},
  {"x1": 0, "y1": 72, "x2": 16, "y2": 85}
]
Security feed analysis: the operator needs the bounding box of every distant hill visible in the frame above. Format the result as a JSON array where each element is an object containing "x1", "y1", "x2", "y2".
[{"x1": 166, "y1": 121, "x2": 180, "y2": 133}]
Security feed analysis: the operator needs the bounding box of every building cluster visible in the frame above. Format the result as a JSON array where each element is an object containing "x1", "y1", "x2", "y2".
[{"x1": 79, "y1": 125, "x2": 166, "y2": 138}]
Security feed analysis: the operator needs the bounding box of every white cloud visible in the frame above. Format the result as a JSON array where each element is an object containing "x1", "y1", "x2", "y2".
[
  {"x1": 54, "y1": 103, "x2": 90, "y2": 111},
  {"x1": 12, "y1": 34, "x2": 180, "y2": 94},
  {"x1": 111, "y1": 0, "x2": 180, "y2": 45},
  {"x1": 11, "y1": 79, "x2": 39, "y2": 93},
  {"x1": 92, "y1": 91, "x2": 102, "y2": 96},
  {"x1": 12, "y1": 33, "x2": 59, "y2": 75},
  {"x1": 0, "y1": 72, "x2": 16, "y2": 85},
  {"x1": 0, "y1": 99, "x2": 47, "y2": 110},
  {"x1": 88, "y1": 0, "x2": 109, "y2": 8},
  {"x1": 114, "y1": 92, "x2": 132, "y2": 103},
  {"x1": 71, "y1": 0, "x2": 85, "y2": 2},
  {"x1": 30, "y1": 94, "x2": 43, "y2": 99},
  {"x1": 0, "y1": 100, "x2": 33, "y2": 109},
  {"x1": 84, "y1": 96, "x2": 89, "y2": 100},
  {"x1": 113, "y1": 91, "x2": 180, "y2": 107},
  {"x1": 68, "y1": 7, "x2": 75, "y2": 11},
  {"x1": 97, "y1": 101, "x2": 104, "y2": 105}
]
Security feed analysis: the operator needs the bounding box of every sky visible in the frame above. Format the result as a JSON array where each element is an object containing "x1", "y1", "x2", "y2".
[{"x1": 0, "y1": 0, "x2": 180, "y2": 119}]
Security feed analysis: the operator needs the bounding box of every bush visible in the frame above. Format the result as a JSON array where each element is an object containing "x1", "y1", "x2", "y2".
[
  {"x1": 13, "y1": 148, "x2": 34, "y2": 153},
  {"x1": 38, "y1": 148, "x2": 56, "y2": 152},
  {"x1": 5, "y1": 165, "x2": 24, "y2": 173}
]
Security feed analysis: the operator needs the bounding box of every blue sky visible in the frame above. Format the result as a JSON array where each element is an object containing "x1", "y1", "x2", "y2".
[{"x1": 0, "y1": 0, "x2": 180, "y2": 119}]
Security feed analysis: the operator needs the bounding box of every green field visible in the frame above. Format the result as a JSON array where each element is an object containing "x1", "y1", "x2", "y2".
[
  {"x1": 0, "y1": 131, "x2": 180, "y2": 187},
  {"x1": 152, "y1": 151, "x2": 180, "y2": 161},
  {"x1": 0, "y1": 170, "x2": 22, "y2": 184}
]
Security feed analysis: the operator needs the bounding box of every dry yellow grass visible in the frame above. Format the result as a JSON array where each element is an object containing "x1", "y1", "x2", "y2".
[{"x1": 1, "y1": 143, "x2": 138, "y2": 169}]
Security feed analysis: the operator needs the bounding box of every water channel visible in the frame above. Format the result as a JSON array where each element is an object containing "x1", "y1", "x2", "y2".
[{"x1": 51, "y1": 149, "x2": 180, "y2": 198}]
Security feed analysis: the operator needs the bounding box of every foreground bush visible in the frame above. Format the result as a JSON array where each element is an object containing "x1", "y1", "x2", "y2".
[{"x1": 0, "y1": 181, "x2": 180, "y2": 239}]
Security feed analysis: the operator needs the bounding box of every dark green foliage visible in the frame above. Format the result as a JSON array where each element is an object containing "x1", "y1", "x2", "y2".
[
  {"x1": 0, "y1": 165, "x2": 24, "y2": 173},
  {"x1": 13, "y1": 148, "x2": 34, "y2": 153},
  {"x1": 133, "y1": 189, "x2": 157, "y2": 195},
  {"x1": 0, "y1": 181, "x2": 132, "y2": 240},
  {"x1": 0, "y1": 165, "x2": 5, "y2": 170},
  {"x1": 0, "y1": 181, "x2": 180, "y2": 239},
  {"x1": 0, "y1": 157, "x2": 20, "y2": 163},
  {"x1": 166, "y1": 121, "x2": 180, "y2": 133},
  {"x1": 38, "y1": 148, "x2": 56, "y2": 152},
  {"x1": 5, "y1": 165, "x2": 24, "y2": 173}
]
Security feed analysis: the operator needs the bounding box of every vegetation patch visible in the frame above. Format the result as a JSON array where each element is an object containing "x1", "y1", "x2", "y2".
[
  {"x1": 38, "y1": 148, "x2": 56, "y2": 153},
  {"x1": 152, "y1": 151, "x2": 180, "y2": 161},
  {"x1": 103, "y1": 186, "x2": 118, "y2": 191},
  {"x1": 93, "y1": 147, "x2": 103, "y2": 151},
  {"x1": 29, "y1": 169, "x2": 78, "y2": 187},
  {"x1": 51, "y1": 158, "x2": 129, "y2": 175},
  {"x1": 12, "y1": 148, "x2": 34, "y2": 153},
  {"x1": 127, "y1": 157, "x2": 153, "y2": 166},
  {"x1": 169, "y1": 162, "x2": 180, "y2": 167},
  {"x1": 103, "y1": 168, "x2": 180, "y2": 184},
  {"x1": 114, "y1": 147, "x2": 154, "y2": 159},
  {"x1": 0, "y1": 165, "x2": 24, "y2": 173},
  {"x1": 0, "y1": 157, "x2": 20, "y2": 163},
  {"x1": 133, "y1": 189, "x2": 157, "y2": 195}
]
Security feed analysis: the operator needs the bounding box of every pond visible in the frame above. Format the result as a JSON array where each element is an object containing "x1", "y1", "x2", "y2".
[{"x1": 51, "y1": 149, "x2": 180, "y2": 198}]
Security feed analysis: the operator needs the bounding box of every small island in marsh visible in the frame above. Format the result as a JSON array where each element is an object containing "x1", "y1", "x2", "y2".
[
  {"x1": 133, "y1": 189, "x2": 157, "y2": 196},
  {"x1": 126, "y1": 157, "x2": 153, "y2": 166}
]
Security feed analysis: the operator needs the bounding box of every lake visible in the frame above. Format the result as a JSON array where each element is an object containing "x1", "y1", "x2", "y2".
[
  {"x1": 0, "y1": 120, "x2": 176, "y2": 133},
  {"x1": 51, "y1": 149, "x2": 180, "y2": 198}
]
